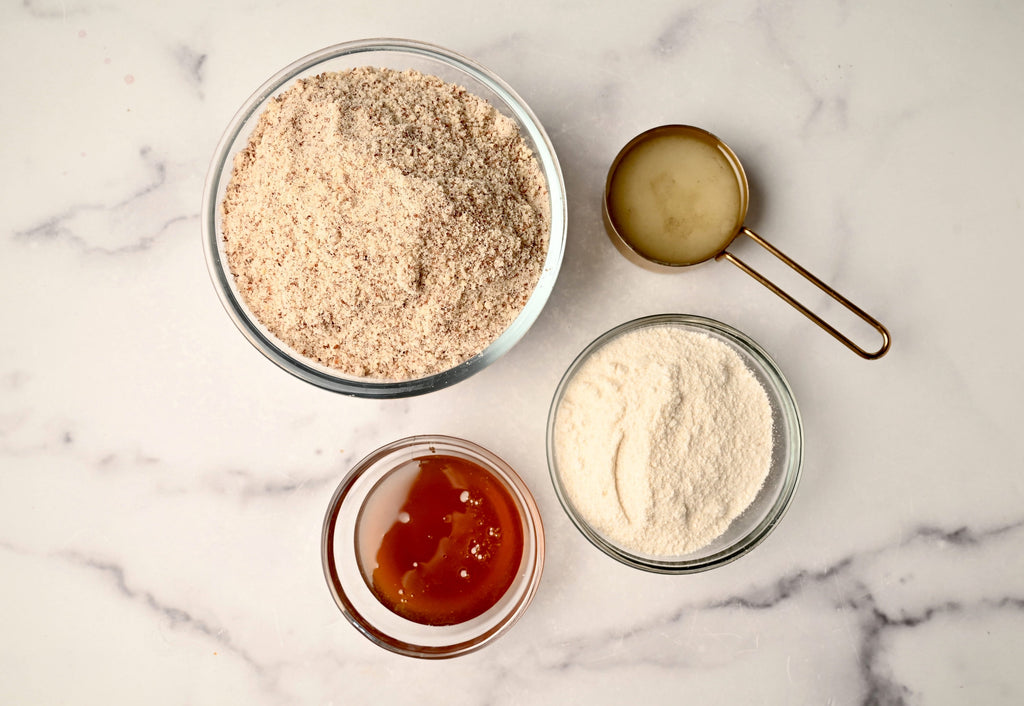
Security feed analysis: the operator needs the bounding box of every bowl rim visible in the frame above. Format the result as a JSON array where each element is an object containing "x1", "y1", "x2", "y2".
[
  {"x1": 201, "y1": 38, "x2": 567, "y2": 398},
  {"x1": 321, "y1": 434, "x2": 545, "y2": 658},
  {"x1": 545, "y1": 313, "x2": 803, "y2": 574}
]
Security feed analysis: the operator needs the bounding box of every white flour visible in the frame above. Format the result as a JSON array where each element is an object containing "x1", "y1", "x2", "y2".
[{"x1": 553, "y1": 324, "x2": 773, "y2": 555}]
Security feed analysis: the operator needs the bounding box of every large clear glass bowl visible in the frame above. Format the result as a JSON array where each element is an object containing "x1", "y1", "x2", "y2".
[
  {"x1": 202, "y1": 39, "x2": 566, "y2": 397},
  {"x1": 546, "y1": 314, "x2": 803, "y2": 574}
]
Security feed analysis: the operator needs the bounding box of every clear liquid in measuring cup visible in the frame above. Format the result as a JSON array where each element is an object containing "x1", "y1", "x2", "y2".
[{"x1": 606, "y1": 128, "x2": 744, "y2": 265}]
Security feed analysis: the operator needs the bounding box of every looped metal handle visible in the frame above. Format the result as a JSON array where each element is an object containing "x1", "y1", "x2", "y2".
[{"x1": 716, "y1": 228, "x2": 891, "y2": 359}]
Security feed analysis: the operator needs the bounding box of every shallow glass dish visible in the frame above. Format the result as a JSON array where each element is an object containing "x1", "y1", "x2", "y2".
[
  {"x1": 546, "y1": 314, "x2": 802, "y2": 574},
  {"x1": 202, "y1": 39, "x2": 566, "y2": 398},
  {"x1": 321, "y1": 435, "x2": 545, "y2": 658}
]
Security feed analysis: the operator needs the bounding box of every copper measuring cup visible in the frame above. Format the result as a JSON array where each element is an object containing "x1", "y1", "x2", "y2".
[{"x1": 603, "y1": 125, "x2": 891, "y2": 359}]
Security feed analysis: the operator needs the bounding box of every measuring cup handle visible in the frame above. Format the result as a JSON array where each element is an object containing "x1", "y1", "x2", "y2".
[{"x1": 716, "y1": 228, "x2": 891, "y2": 359}]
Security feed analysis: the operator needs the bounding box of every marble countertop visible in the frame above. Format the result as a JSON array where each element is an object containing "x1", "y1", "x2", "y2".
[{"x1": 3, "y1": 1, "x2": 1023, "y2": 703}]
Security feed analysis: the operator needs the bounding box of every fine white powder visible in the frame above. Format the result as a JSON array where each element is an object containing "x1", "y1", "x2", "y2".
[{"x1": 553, "y1": 325, "x2": 774, "y2": 556}]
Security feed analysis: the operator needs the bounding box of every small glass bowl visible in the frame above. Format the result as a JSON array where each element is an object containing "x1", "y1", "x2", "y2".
[
  {"x1": 321, "y1": 435, "x2": 545, "y2": 658},
  {"x1": 202, "y1": 39, "x2": 566, "y2": 398},
  {"x1": 546, "y1": 314, "x2": 802, "y2": 574}
]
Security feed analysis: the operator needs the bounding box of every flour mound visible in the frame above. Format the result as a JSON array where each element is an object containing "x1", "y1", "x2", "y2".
[
  {"x1": 553, "y1": 326, "x2": 774, "y2": 555},
  {"x1": 222, "y1": 67, "x2": 550, "y2": 380}
]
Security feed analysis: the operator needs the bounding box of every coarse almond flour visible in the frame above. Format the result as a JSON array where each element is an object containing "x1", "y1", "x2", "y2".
[
  {"x1": 553, "y1": 325, "x2": 774, "y2": 556},
  {"x1": 221, "y1": 67, "x2": 550, "y2": 380}
]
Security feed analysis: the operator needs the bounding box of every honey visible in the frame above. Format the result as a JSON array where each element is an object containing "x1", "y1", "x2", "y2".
[{"x1": 356, "y1": 454, "x2": 525, "y2": 626}]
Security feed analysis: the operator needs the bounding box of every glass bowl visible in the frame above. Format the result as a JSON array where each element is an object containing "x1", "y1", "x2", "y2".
[
  {"x1": 546, "y1": 314, "x2": 802, "y2": 574},
  {"x1": 321, "y1": 435, "x2": 545, "y2": 658},
  {"x1": 202, "y1": 39, "x2": 566, "y2": 398}
]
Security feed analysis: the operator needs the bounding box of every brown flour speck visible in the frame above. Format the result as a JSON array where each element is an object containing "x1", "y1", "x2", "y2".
[{"x1": 222, "y1": 67, "x2": 550, "y2": 380}]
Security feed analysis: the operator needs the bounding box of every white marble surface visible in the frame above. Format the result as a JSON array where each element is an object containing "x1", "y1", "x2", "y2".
[{"x1": 2, "y1": 0, "x2": 1023, "y2": 703}]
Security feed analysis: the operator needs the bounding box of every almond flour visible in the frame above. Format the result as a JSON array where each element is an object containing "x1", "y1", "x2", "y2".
[{"x1": 221, "y1": 67, "x2": 550, "y2": 380}]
